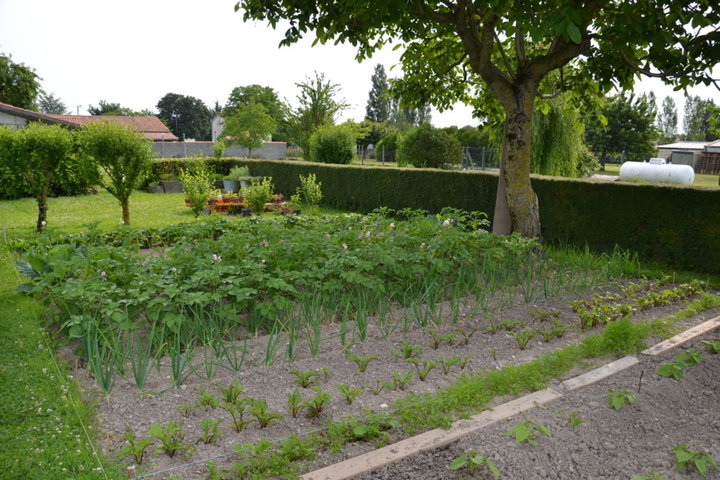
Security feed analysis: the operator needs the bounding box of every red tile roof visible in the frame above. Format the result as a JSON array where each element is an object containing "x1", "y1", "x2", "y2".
[{"x1": 46, "y1": 115, "x2": 179, "y2": 141}]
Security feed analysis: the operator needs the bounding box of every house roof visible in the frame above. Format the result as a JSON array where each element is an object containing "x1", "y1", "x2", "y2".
[
  {"x1": 656, "y1": 141, "x2": 712, "y2": 151},
  {"x1": 0, "y1": 101, "x2": 77, "y2": 127},
  {"x1": 46, "y1": 115, "x2": 178, "y2": 141},
  {"x1": 0, "y1": 101, "x2": 178, "y2": 141}
]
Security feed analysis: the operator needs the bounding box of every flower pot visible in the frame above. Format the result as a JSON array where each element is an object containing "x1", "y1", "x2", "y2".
[
  {"x1": 159, "y1": 180, "x2": 183, "y2": 193},
  {"x1": 223, "y1": 180, "x2": 239, "y2": 192}
]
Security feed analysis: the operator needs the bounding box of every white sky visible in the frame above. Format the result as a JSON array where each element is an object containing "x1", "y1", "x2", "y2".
[{"x1": 1, "y1": 0, "x2": 718, "y2": 131}]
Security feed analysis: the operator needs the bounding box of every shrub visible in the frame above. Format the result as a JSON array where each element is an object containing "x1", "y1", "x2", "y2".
[
  {"x1": 397, "y1": 123, "x2": 463, "y2": 169},
  {"x1": 241, "y1": 177, "x2": 274, "y2": 213},
  {"x1": 179, "y1": 162, "x2": 214, "y2": 218},
  {"x1": 291, "y1": 173, "x2": 323, "y2": 211},
  {"x1": 309, "y1": 125, "x2": 355, "y2": 164}
]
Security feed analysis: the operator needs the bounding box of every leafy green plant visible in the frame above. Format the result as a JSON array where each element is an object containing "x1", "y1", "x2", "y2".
[
  {"x1": 196, "y1": 417, "x2": 222, "y2": 445},
  {"x1": 176, "y1": 402, "x2": 195, "y2": 418},
  {"x1": 702, "y1": 340, "x2": 720, "y2": 354},
  {"x1": 657, "y1": 349, "x2": 704, "y2": 380},
  {"x1": 455, "y1": 327, "x2": 478, "y2": 346},
  {"x1": 389, "y1": 370, "x2": 413, "y2": 391},
  {"x1": 320, "y1": 366, "x2": 333, "y2": 382},
  {"x1": 347, "y1": 353, "x2": 380, "y2": 373},
  {"x1": 195, "y1": 387, "x2": 219, "y2": 411},
  {"x1": 423, "y1": 327, "x2": 455, "y2": 349},
  {"x1": 289, "y1": 369, "x2": 321, "y2": 388},
  {"x1": 568, "y1": 410, "x2": 583, "y2": 429},
  {"x1": 304, "y1": 387, "x2": 332, "y2": 418},
  {"x1": 287, "y1": 389, "x2": 306, "y2": 418},
  {"x1": 674, "y1": 444, "x2": 718, "y2": 477},
  {"x1": 222, "y1": 398, "x2": 255, "y2": 432},
  {"x1": 291, "y1": 173, "x2": 323, "y2": 211},
  {"x1": 326, "y1": 412, "x2": 400, "y2": 452},
  {"x1": 448, "y1": 449, "x2": 500, "y2": 477},
  {"x1": 241, "y1": 176, "x2": 274, "y2": 214},
  {"x1": 365, "y1": 378, "x2": 387, "y2": 395},
  {"x1": 148, "y1": 420, "x2": 189, "y2": 458},
  {"x1": 536, "y1": 318, "x2": 570, "y2": 342},
  {"x1": 511, "y1": 328, "x2": 537, "y2": 350},
  {"x1": 504, "y1": 419, "x2": 552, "y2": 446},
  {"x1": 179, "y1": 163, "x2": 214, "y2": 218},
  {"x1": 337, "y1": 384, "x2": 364, "y2": 404},
  {"x1": 118, "y1": 427, "x2": 154, "y2": 464},
  {"x1": 219, "y1": 381, "x2": 245, "y2": 405},
  {"x1": 630, "y1": 473, "x2": 669, "y2": 480},
  {"x1": 408, "y1": 358, "x2": 437, "y2": 381},
  {"x1": 606, "y1": 389, "x2": 637, "y2": 410},
  {"x1": 391, "y1": 340, "x2": 423, "y2": 360},
  {"x1": 248, "y1": 399, "x2": 284, "y2": 429},
  {"x1": 436, "y1": 356, "x2": 461, "y2": 375}
]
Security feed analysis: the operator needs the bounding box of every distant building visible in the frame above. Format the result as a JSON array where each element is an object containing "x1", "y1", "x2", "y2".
[{"x1": 0, "y1": 101, "x2": 178, "y2": 141}]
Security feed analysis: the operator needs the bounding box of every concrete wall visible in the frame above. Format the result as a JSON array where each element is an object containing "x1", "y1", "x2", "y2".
[
  {"x1": 0, "y1": 111, "x2": 28, "y2": 130},
  {"x1": 152, "y1": 141, "x2": 287, "y2": 160}
]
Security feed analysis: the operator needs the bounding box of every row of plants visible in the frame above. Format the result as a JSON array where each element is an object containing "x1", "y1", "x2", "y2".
[{"x1": 111, "y1": 294, "x2": 719, "y2": 479}]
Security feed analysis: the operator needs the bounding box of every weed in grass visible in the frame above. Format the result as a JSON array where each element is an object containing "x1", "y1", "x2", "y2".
[
  {"x1": 407, "y1": 358, "x2": 437, "y2": 381},
  {"x1": 148, "y1": 420, "x2": 190, "y2": 458},
  {"x1": 118, "y1": 427, "x2": 153, "y2": 464},
  {"x1": 347, "y1": 353, "x2": 380, "y2": 373},
  {"x1": 287, "y1": 389, "x2": 306, "y2": 419},
  {"x1": 391, "y1": 340, "x2": 423, "y2": 360},
  {"x1": 674, "y1": 444, "x2": 718, "y2": 477},
  {"x1": 511, "y1": 328, "x2": 537, "y2": 350},
  {"x1": 195, "y1": 387, "x2": 219, "y2": 411},
  {"x1": 289, "y1": 369, "x2": 321, "y2": 388},
  {"x1": 249, "y1": 399, "x2": 284, "y2": 429},
  {"x1": 326, "y1": 412, "x2": 400, "y2": 452},
  {"x1": 606, "y1": 389, "x2": 637, "y2": 410},
  {"x1": 337, "y1": 384, "x2": 364, "y2": 404},
  {"x1": 568, "y1": 410, "x2": 583, "y2": 429},
  {"x1": 504, "y1": 419, "x2": 552, "y2": 446},
  {"x1": 448, "y1": 450, "x2": 500, "y2": 477},
  {"x1": 196, "y1": 417, "x2": 222, "y2": 445},
  {"x1": 304, "y1": 387, "x2": 332, "y2": 418}
]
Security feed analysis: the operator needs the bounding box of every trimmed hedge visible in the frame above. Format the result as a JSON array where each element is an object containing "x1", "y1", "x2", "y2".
[{"x1": 148, "y1": 158, "x2": 720, "y2": 273}]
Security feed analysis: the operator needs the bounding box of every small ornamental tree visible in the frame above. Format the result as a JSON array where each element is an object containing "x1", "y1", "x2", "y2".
[
  {"x1": 7, "y1": 123, "x2": 75, "y2": 232},
  {"x1": 397, "y1": 123, "x2": 463, "y2": 169},
  {"x1": 222, "y1": 102, "x2": 276, "y2": 157},
  {"x1": 308, "y1": 125, "x2": 356, "y2": 164},
  {"x1": 78, "y1": 121, "x2": 152, "y2": 225}
]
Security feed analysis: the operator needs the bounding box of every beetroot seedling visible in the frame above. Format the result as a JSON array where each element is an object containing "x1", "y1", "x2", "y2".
[
  {"x1": 454, "y1": 327, "x2": 478, "y2": 346},
  {"x1": 118, "y1": 428, "x2": 153, "y2": 464},
  {"x1": 304, "y1": 387, "x2": 332, "y2": 418},
  {"x1": 289, "y1": 369, "x2": 321, "y2": 388},
  {"x1": 407, "y1": 358, "x2": 436, "y2": 381},
  {"x1": 249, "y1": 399, "x2": 284, "y2": 428},
  {"x1": 219, "y1": 381, "x2": 245, "y2": 404},
  {"x1": 148, "y1": 420, "x2": 189, "y2": 458},
  {"x1": 346, "y1": 353, "x2": 379, "y2": 373},
  {"x1": 222, "y1": 398, "x2": 255, "y2": 432},
  {"x1": 196, "y1": 417, "x2": 222, "y2": 445},
  {"x1": 337, "y1": 384, "x2": 364, "y2": 404},
  {"x1": 287, "y1": 389, "x2": 306, "y2": 418}
]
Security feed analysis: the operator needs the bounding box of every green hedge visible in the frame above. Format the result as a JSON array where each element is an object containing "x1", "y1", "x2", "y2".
[{"x1": 149, "y1": 158, "x2": 720, "y2": 272}]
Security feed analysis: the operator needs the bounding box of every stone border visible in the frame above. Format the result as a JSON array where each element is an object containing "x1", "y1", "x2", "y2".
[{"x1": 302, "y1": 316, "x2": 720, "y2": 480}]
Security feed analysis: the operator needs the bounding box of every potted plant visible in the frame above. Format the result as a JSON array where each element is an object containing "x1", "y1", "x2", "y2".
[
  {"x1": 223, "y1": 165, "x2": 250, "y2": 192},
  {"x1": 240, "y1": 177, "x2": 274, "y2": 215}
]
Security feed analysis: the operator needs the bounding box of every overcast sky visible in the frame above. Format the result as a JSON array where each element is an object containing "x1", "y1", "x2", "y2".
[{"x1": 1, "y1": 0, "x2": 718, "y2": 131}]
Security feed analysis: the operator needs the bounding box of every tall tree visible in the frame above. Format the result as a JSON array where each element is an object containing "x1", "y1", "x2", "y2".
[
  {"x1": 683, "y1": 94, "x2": 715, "y2": 141},
  {"x1": 643, "y1": 91, "x2": 658, "y2": 121},
  {"x1": 585, "y1": 94, "x2": 656, "y2": 164},
  {"x1": 38, "y1": 91, "x2": 68, "y2": 114},
  {"x1": 657, "y1": 96, "x2": 678, "y2": 143},
  {"x1": 77, "y1": 121, "x2": 152, "y2": 225},
  {"x1": 222, "y1": 102, "x2": 276, "y2": 156},
  {"x1": 156, "y1": 93, "x2": 213, "y2": 141},
  {"x1": 224, "y1": 84, "x2": 288, "y2": 140},
  {"x1": 0, "y1": 54, "x2": 40, "y2": 110},
  {"x1": 236, "y1": 1, "x2": 720, "y2": 238},
  {"x1": 365, "y1": 64, "x2": 391, "y2": 123},
  {"x1": 289, "y1": 72, "x2": 348, "y2": 154}
]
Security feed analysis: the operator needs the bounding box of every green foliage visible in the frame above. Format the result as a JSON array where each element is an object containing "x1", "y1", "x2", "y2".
[
  {"x1": 630, "y1": 474, "x2": 669, "y2": 480},
  {"x1": 179, "y1": 161, "x2": 214, "y2": 217},
  {"x1": 213, "y1": 140, "x2": 226, "y2": 160},
  {"x1": 303, "y1": 387, "x2": 332, "y2": 418},
  {"x1": 606, "y1": 389, "x2": 637, "y2": 410},
  {"x1": 702, "y1": 340, "x2": 720, "y2": 354},
  {"x1": 531, "y1": 95, "x2": 587, "y2": 177},
  {"x1": 240, "y1": 176, "x2": 274, "y2": 213},
  {"x1": 0, "y1": 53, "x2": 40, "y2": 109},
  {"x1": 156, "y1": 92, "x2": 213, "y2": 141},
  {"x1": 674, "y1": 444, "x2": 718, "y2": 477},
  {"x1": 308, "y1": 124, "x2": 356, "y2": 164},
  {"x1": 248, "y1": 399, "x2": 284, "y2": 428},
  {"x1": 337, "y1": 384, "x2": 364, "y2": 404},
  {"x1": 396, "y1": 123, "x2": 463, "y2": 169},
  {"x1": 657, "y1": 349, "x2": 704, "y2": 380},
  {"x1": 77, "y1": 120, "x2": 152, "y2": 225},
  {"x1": 222, "y1": 102, "x2": 276, "y2": 155},
  {"x1": 448, "y1": 450, "x2": 501, "y2": 476},
  {"x1": 568, "y1": 410, "x2": 583, "y2": 429},
  {"x1": 196, "y1": 417, "x2": 222, "y2": 445},
  {"x1": 148, "y1": 420, "x2": 189, "y2": 458},
  {"x1": 504, "y1": 419, "x2": 552, "y2": 446},
  {"x1": 118, "y1": 428, "x2": 153, "y2": 464},
  {"x1": 365, "y1": 64, "x2": 391, "y2": 123},
  {"x1": 224, "y1": 84, "x2": 288, "y2": 141},
  {"x1": 291, "y1": 172, "x2": 323, "y2": 210},
  {"x1": 289, "y1": 369, "x2": 321, "y2": 388}
]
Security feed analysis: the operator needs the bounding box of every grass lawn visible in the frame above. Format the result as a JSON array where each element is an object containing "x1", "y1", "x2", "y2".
[{"x1": 592, "y1": 163, "x2": 720, "y2": 188}]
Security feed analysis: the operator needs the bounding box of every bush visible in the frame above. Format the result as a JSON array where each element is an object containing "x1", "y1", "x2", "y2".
[
  {"x1": 179, "y1": 162, "x2": 214, "y2": 218},
  {"x1": 309, "y1": 125, "x2": 356, "y2": 164},
  {"x1": 241, "y1": 177, "x2": 274, "y2": 213},
  {"x1": 397, "y1": 123, "x2": 463, "y2": 169},
  {"x1": 291, "y1": 173, "x2": 323, "y2": 211}
]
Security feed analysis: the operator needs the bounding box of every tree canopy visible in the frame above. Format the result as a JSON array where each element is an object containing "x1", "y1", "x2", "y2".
[
  {"x1": 657, "y1": 96, "x2": 678, "y2": 144},
  {"x1": 0, "y1": 54, "x2": 40, "y2": 110},
  {"x1": 38, "y1": 91, "x2": 68, "y2": 114},
  {"x1": 222, "y1": 102, "x2": 276, "y2": 156},
  {"x1": 156, "y1": 93, "x2": 213, "y2": 141},
  {"x1": 224, "y1": 84, "x2": 288, "y2": 140},
  {"x1": 365, "y1": 64, "x2": 391, "y2": 123},
  {"x1": 236, "y1": 0, "x2": 720, "y2": 237}
]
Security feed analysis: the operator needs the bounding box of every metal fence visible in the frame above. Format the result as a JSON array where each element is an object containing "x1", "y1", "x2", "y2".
[{"x1": 462, "y1": 146, "x2": 500, "y2": 171}]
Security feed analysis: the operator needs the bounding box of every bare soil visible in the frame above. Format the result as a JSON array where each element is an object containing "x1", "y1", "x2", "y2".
[{"x1": 77, "y1": 285, "x2": 719, "y2": 480}]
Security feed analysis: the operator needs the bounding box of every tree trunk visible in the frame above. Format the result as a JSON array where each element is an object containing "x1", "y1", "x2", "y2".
[
  {"x1": 36, "y1": 195, "x2": 48, "y2": 233},
  {"x1": 492, "y1": 85, "x2": 542, "y2": 239},
  {"x1": 121, "y1": 198, "x2": 130, "y2": 225}
]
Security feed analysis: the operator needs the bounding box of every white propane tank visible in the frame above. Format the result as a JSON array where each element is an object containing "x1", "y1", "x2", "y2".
[{"x1": 619, "y1": 162, "x2": 695, "y2": 185}]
